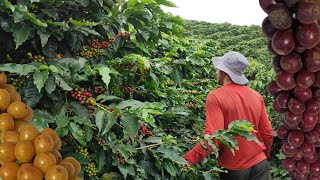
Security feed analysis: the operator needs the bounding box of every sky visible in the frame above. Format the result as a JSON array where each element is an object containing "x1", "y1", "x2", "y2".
[{"x1": 161, "y1": 0, "x2": 268, "y2": 26}]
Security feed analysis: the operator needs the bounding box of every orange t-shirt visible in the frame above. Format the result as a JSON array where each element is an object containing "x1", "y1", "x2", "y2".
[{"x1": 183, "y1": 83, "x2": 274, "y2": 170}]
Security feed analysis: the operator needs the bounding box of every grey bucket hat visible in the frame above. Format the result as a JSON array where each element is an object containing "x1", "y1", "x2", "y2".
[{"x1": 212, "y1": 51, "x2": 249, "y2": 85}]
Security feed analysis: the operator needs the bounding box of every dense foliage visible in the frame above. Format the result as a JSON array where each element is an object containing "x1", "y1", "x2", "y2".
[{"x1": 0, "y1": 0, "x2": 285, "y2": 179}]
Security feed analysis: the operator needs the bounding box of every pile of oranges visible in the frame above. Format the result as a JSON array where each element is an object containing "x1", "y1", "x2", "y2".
[{"x1": 0, "y1": 73, "x2": 82, "y2": 180}]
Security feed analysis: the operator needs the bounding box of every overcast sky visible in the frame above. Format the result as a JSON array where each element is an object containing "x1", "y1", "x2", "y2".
[{"x1": 162, "y1": 0, "x2": 267, "y2": 26}]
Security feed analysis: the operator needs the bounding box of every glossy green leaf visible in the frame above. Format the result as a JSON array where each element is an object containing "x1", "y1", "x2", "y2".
[{"x1": 33, "y1": 70, "x2": 49, "y2": 92}]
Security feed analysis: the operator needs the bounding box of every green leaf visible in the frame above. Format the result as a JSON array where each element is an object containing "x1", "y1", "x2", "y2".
[
  {"x1": 13, "y1": 23, "x2": 31, "y2": 49},
  {"x1": 75, "y1": 0, "x2": 90, "y2": 7},
  {"x1": 33, "y1": 70, "x2": 49, "y2": 92},
  {"x1": 77, "y1": 27, "x2": 101, "y2": 36},
  {"x1": 23, "y1": 81, "x2": 43, "y2": 107},
  {"x1": 69, "y1": 101, "x2": 90, "y2": 119},
  {"x1": 120, "y1": 115, "x2": 139, "y2": 139},
  {"x1": 228, "y1": 120, "x2": 256, "y2": 132},
  {"x1": 156, "y1": 0, "x2": 176, "y2": 7},
  {"x1": 98, "y1": 66, "x2": 111, "y2": 89},
  {"x1": 229, "y1": 129, "x2": 261, "y2": 144},
  {"x1": 96, "y1": 95, "x2": 123, "y2": 103},
  {"x1": 203, "y1": 172, "x2": 215, "y2": 180},
  {"x1": 143, "y1": 137, "x2": 162, "y2": 143},
  {"x1": 29, "y1": 118, "x2": 49, "y2": 132},
  {"x1": 33, "y1": 110, "x2": 54, "y2": 123},
  {"x1": 45, "y1": 74, "x2": 56, "y2": 94},
  {"x1": 55, "y1": 115, "x2": 70, "y2": 128},
  {"x1": 85, "y1": 125, "x2": 93, "y2": 142},
  {"x1": 69, "y1": 122, "x2": 86, "y2": 146},
  {"x1": 156, "y1": 146, "x2": 188, "y2": 164},
  {"x1": 96, "y1": 149, "x2": 106, "y2": 171},
  {"x1": 56, "y1": 127, "x2": 69, "y2": 137},
  {"x1": 163, "y1": 160, "x2": 176, "y2": 177},
  {"x1": 95, "y1": 109, "x2": 118, "y2": 136},
  {"x1": 53, "y1": 73, "x2": 73, "y2": 91},
  {"x1": 69, "y1": 18, "x2": 99, "y2": 27},
  {"x1": 116, "y1": 99, "x2": 143, "y2": 110},
  {"x1": 37, "y1": 29, "x2": 51, "y2": 47},
  {"x1": 0, "y1": 63, "x2": 36, "y2": 75},
  {"x1": 117, "y1": 164, "x2": 135, "y2": 178}
]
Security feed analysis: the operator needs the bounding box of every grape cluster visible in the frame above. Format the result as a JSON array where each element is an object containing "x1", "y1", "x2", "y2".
[
  {"x1": 70, "y1": 88, "x2": 93, "y2": 105},
  {"x1": 260, "y1": 0, "x2": 320, "y2": 179},
  {"x1": 33, "y1": 55, "x2": 45, "y2": 62},
  {"x1": 84, "y1": 161, "x2": 98, "y2": 177},
  {"x1": 94, "y1": 86, "x2": 105, "y2": 94},
  {"x1": 139, "y1": 124, "x2": 153, "y2": 137}
]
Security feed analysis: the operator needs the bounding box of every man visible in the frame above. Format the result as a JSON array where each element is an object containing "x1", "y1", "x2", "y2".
[{"x1": 183, "y1": 51, "x2": 274, "y2": 180}]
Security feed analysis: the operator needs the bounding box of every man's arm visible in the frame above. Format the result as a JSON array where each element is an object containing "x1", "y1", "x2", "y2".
[
  {"x1": 258, "y1": 99, "x2": 274, "y2": 158},
  {"x1": 183, "y1": 93, "x2": 224, "y2": 165}
]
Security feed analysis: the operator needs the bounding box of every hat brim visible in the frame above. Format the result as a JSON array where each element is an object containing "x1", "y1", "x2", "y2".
[{"x1": 211, "y1": 57, "x2": 249, "y2": 85}]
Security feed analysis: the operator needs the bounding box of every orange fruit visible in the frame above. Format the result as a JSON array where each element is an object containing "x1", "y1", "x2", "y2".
[
  {"x1": 17, "y1": 165, "x2": 42, "y2": 180},
  {"x1": 15, "y1": 141, "x2": 35, "y2": 163},
  {"x1": 59, "y1": 161, "x2": 75, "y2": 179},
  {"x1": 3, "y1": 131, "x2": 19, "y2": 144},
  {"x1": 19, "y1": 163, "x2": 33, "y2": 170},
  {"x1": 33, "y1": 152, "x2": 56, "y2": 175},
  {"x1": 7, "y1": 101, "x2": 28, "y2": 119},
  {"x1": 0, "y1": 73, "x2": 7, "y2": 87},
  {"x1": 18, "y1": 106, "x2": 33, "y2": 122},
  {"x1": 62, "y1": 157, "x2": 81, "y2": 177},
  {"x1": 0, "y1": 142, "x2": 16, "y2": 162},
  {"x1": 14, "y1": 120, "x2": 27, "y2": 133},
  {"x1": 51, "y1": 149, "x2": 62, "y2": 164},
  {"x1": 0, "y1": 113, "x2": 14, "y2": 131},
  {"x1": 45, "y1": 165, "x2": 68, "y2": 180},
  {"x1": 3, "y1": 84, "x2": 15, "y2": 94},
  {"x1": 0, "y1": 89, "x2": 10, "y2": 111},
  {"x1": 0, "y1": 161, "x2": 19, "y2": 180},
  {"x1": 54, "y1": 138, "x2": 62, "y2": 150},
  {"x1": 34, "y1": 134, "x2": 54, "y2": 154},
  {"x1": 19, "y1": 125, "x2": 40, "y2": 142},
  {"x1": 9, "y1": 91, "x2": 21, "y2": 103},
  {"x1": 41, "y1": 128, "x2": 59, "y2": 145}
]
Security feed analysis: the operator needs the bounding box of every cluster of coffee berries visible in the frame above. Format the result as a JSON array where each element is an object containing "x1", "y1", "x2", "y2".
[
  {"x1": 116, "y1": 32, "x2": 130, "y2": 37},
  {"x1": 84, "y1": 161, "x2": 98, "y2": 177},
  {"x1": 94, "y1": 86, "x2": 105, "y2": 94},
  {"x1": 55, "y1": 53, "x2": 64, "y2": 59},
  {"x1": 90, "y1": 39, "x2": 110, "y2": 49},
  {"x1": 139, "y1": 125, "x2": 153, "y2": 137},
  {"x1": 118, "y1": 62, "x2": 135, "y2": 69},
  {"x1": 80, "y1": 39, "x2": 115, "y2": 58},
  {"x1": 163, "y1": 80, "x2": 175, "y2": 86},
  {"x1": 70, "y1": 88, "x2": 93, "y2": 105},
  {"x1": 9, "y1": 77, "x2": 26, "y2": 90},
  {"x1": 118, "y1": 85, "x2": 137, "y2": 94},
  {"x1": 184, "y1": 102, "x2": 197, "y2": 109},
  {"x1": 180, "y1": 164, "x2": 191, "y2": 173},
  {"x1": 33, "y1": 55, "x2": 45, "y2": 62},
  {"x1": 118, "y1": 158, "x2": 125, "y2": 164},
  {"x1": 76, "y1": 146, "x2": 89, "y2": 158}
]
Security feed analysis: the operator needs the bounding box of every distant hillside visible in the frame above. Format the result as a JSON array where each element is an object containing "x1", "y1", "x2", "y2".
[{"x1": 182, "y1": 20, "x2": 272, "y2": 68}]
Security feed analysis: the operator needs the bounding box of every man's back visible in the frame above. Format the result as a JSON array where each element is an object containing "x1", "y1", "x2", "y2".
[{"x1": 207, "y1": 83, "x2": 274, "y2": 170}]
